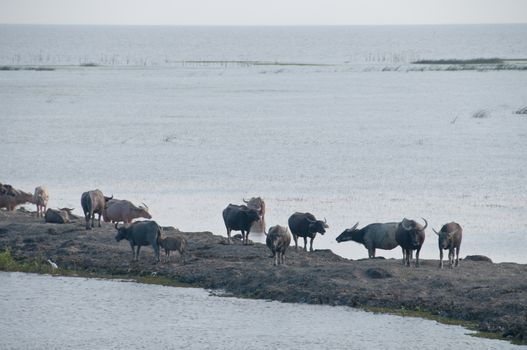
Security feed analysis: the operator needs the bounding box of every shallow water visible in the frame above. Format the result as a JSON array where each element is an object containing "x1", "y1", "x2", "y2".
[
  {"x1": 0, "y1": 272, "x2": 521, "y2": 350},
  {"x1": 1, "y1": 25, "x2": 526, "y2": 262}
]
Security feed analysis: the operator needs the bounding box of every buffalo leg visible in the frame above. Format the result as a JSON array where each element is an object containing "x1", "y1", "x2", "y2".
[
  {"x1": 449, "y1": 249, "x2": 454, "y2": 268},
  {"x1": 303, "y1": 237, "x2": 308, "y2": 251},
  {"x1": 415, "y1": 248, "x2": 421, "y2": 267},
  {"x1": 245, "y1": 230, "x2": 250, "y2": 245},
  {"x1": 136, "y1": 246, "x2": 142, "y2": 261},
  {"x1": 293, "y1": 235, "x2": 298, "y2": 249},
  {"x1": 97, "y1": 213, "x2": 102, "y2": 227},
  {"x1": 309, "y1": 237, "x2": 314, "y2": 252},
  {"x1": 455, "y1": 246, "x2": 460, "y2": 267},
  {"x1": 85, "y1": 213, "x2": 91, "y2": 230},
  {"x1": 91, "y1": 213, "x2": 95, "y2": 228},
  {"x1": 129, "y1": 243, "x2": 135, "y2": 261},
  {"x1": 401, "y1": 248, "x2": 406, "y2": 265},
  {"x1": 226, "y1": 228, "x2": 232, "y2": 244},
  {"x1": 439, "y1": 249, "x2": 444, "y2": 268},
  {"x1": 152, "y1": 243, "x2": 159, "y2": 263}
]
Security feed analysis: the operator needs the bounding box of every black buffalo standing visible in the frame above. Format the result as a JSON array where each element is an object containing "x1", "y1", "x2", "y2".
[
  {"x1": 222, "y1": 204, "x2": 261, "y2": 245},
  {"x1": 115, "y1": 220, "x2": 161, "y2": 263},
  {"x1": 395, "y1": 217, "x2": 428, "y2": 267},
  {"x1": 288, "y1": 212, "x2": 328, "y2": 252}
]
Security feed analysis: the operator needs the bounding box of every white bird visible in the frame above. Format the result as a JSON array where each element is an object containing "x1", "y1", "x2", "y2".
[{"x1": 46, "y1": 259, "x2": 58, "y2": 269}]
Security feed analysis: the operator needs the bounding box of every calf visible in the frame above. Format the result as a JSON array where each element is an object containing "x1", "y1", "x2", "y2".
[
  {"x1": 115, "y1": 220, "x2": 161, "y2": 263},
  {"x1": 158, "y1": 235, "x2": 188, "y2": 264},
  {"x1": 265, "y1": 225, "x2": 291, "y2": 266},
  {"x1": 434, "y1": 222, "x2": 463, "y2": 269}
]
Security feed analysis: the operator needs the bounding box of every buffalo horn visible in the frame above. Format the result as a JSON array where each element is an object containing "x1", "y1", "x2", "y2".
[
  {"x1": 433, "y1": 228, "x2": 440, "y2": 236},
  {"x1": 243, "y1": 198, "x2": 249, "y2": 203},
  {"x1": 142, "y1": 202, "x2": 149, "y2": 210},
  {"x1": 421, "y1": 217, "x2": 428, "y2": 230},
  {"x1": 350, "y1": 222, "x2": 359, "y2": 231}
]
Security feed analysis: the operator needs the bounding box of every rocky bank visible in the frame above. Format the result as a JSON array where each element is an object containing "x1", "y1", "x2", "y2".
[{"x1": 0, "y1": 209, "x2": 525, "y2": 344}]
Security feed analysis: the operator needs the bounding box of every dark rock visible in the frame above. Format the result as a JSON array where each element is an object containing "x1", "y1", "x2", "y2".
[
  {"x1": 365, "y1": 267, "x2": 392, "y2": 279},
  {"x1": 464, "y1": 255, "x2": 493, "y2": 263}
]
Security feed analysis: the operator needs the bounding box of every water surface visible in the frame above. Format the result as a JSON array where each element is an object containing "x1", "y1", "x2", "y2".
[{"x1": 0, "y1": 272, "x2": 520, "y2": 350}]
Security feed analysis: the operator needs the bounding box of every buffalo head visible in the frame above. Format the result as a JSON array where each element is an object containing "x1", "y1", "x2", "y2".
[
  {"x1": 307, "y1": 217, "x2": 329, "y2": 235},
  {"x1": 336, "y1": 222, "x2": 360, "y2": 243},
  {"x1": 136, "y1": 202, "x2": 152, "y2": 219},
  {"x1": 114, "y1": 224, "x2": 128, "y2": 242},
  {"x1": 242, "y1": 207, "x2": 260, "y2": 223},
  {"x1": 243, "y1": 197, "x2": 265, "y2": 217},
  {"x1": 434, "y1": 228, "x2": 458, "y2": 249},
  {"x1": 401, "y1": 217, "x2": 427, "y2": 248}
]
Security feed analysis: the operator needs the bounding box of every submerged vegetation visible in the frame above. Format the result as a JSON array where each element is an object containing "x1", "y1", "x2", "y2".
[
  {"x1": 0, "y1": 65, "x2": 55, "y2": 71},
  {"x1": 409, "y1": 58, "x2": 527, "y2": 72},
  {"x1": 515, "y1": 106, "x2": 527, "y2": 115}
]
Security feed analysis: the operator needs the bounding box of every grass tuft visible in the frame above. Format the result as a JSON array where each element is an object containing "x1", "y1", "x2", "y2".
[
  {"x1": 472, "y1": 109, "x2": 490, "y2": 119},
  {"x1": 514, "y1": 106, "x2": 527, "y2": 115}
]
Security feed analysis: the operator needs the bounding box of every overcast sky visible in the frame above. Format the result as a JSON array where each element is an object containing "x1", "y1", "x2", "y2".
[{"x1": 1, "y1": 0, "x2": 526, "y2": 25}]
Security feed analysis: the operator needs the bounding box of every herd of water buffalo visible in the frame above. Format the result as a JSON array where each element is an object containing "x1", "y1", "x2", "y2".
[{"x1": 0, "y1": 184, "x2": 462, "y2": 269}]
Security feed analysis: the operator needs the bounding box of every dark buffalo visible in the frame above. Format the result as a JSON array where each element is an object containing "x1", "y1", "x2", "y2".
[
  {"x1": 80, "y1": 189, "x2": 112, "y2": 230},
  {"x1": 222, "y1": 204, "x2": 260, "y2": 245},
  {"x1": 288, "y1": 212, "x2": 328, "y2": 252},
  {"x1": 336, "y1": 222, "x2": 400, "y2": 258},
  {"x1": 395, "y1": 217, "x2": 428, "y2": 267},
  {"x1": 265, "y1": 224, "x2": 291, "y2": 266},
  {"x1": 115, "y1": 220, "x2": 161, "y2": 262},
  {"x1": 434, "y1": 222, "x2": 463, "y2": 269},
  {"x1": 0, "y1": 183, "x2": 15, "y2": 196}
]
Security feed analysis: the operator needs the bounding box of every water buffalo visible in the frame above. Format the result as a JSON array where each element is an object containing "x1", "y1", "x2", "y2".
[
  {"x1": 243, "y1": 197, "x2": 266, "y2": 233},
  {"x1": 336, "y1": 222, "x2": 401, "y2": 258},
  {"x1": 44, "y1": 207, "x2": 75, "y2": 224},
  {"x1": 288, "y1": 212, "x2": 328, "y2": 252},
  {"x1": 0, "y1": 186, "x2": 33, "y2": 211},
  {"x1": 0, "y1": 183, "x2": 15, "y2": 196},
  {"x1": 103, "y1": 199, "x2": 151, "y2": 225},
  {"x1": 222, "y1": 204, "x2": 260, "y2": 245},
  {"x1": 80, "y1": 189, "x2": 112, "y2": 230},
  {"x1": 158, "y1": 235, "x2": 187, "y2": 264},
  {"x1": 33, "y1": 186, "x2": 49, "y2": 218},
  {"x1": 115, "y1": 220, "x2": 161, "y2": 262},
  {"x1": 265, "y1": 224, "x2": 291, "y2": 266},
  {"x1": 434, "y1": 222, "x2": 463, "y2": 269},
  {"x1": 395, "y1": 218, "x2": 428, "y2": 267}
]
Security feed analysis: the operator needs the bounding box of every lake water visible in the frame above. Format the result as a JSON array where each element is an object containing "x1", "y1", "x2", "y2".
[
  {"x1": 0, "y1": 272, "x2": 521, "y2": 350},
  {"x1": 1, "y1": 25, "x2": 526, "y2": 262}
]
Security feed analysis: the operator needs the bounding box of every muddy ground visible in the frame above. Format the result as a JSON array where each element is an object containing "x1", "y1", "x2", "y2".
[{"x1": 1, "y1": 209, "x2": 526, "y2": 343}]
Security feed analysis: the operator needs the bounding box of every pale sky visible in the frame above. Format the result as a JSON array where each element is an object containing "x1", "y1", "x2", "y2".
[{"x1": 0, "y1": 0, "x2": 526, "y2": 25}]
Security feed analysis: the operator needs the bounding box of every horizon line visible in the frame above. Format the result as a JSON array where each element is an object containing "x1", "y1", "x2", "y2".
[{"x1": 1, "y1": 21, "x2": 526, "y2": 27}]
